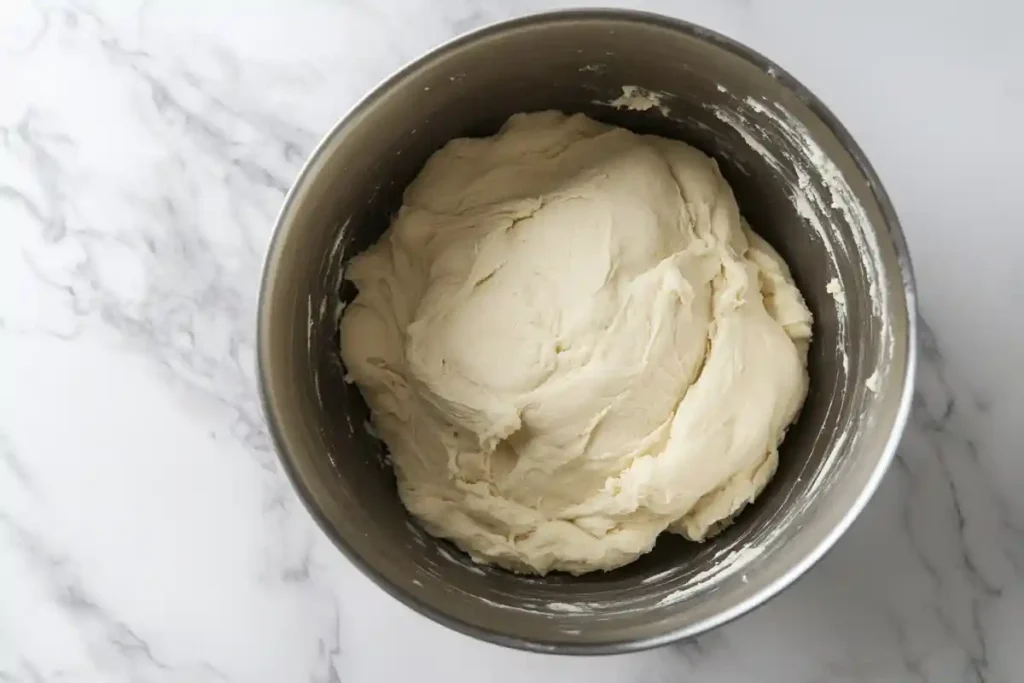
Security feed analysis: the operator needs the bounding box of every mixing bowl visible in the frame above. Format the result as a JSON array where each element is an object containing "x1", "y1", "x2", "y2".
[{"x1": 257, "y1": 9, "x2": 916, "y2": 654}]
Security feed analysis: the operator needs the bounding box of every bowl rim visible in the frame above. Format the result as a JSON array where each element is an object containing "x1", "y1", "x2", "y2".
[{"x1": 256, "y1": 7, "x2": 918, "y2": 655}]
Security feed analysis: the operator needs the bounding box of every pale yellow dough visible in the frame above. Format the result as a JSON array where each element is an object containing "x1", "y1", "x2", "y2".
[{"x1": 340, "y1": 112, "x2": 812, "y2": 575}]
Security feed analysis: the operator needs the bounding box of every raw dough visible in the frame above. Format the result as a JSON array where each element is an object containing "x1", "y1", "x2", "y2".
[{"x1": 340, "y1": 112, "x2": 812, "y2": 575}]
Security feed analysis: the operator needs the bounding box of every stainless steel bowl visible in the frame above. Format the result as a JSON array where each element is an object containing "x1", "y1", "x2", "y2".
[{"x1": 257, "y1": 9, "x2": 916, "y2": 654}]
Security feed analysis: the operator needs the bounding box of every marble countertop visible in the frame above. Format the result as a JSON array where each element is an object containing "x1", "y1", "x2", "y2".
[{"x1": 2, "y1": 1, "x2": 1022, "y2": 681}]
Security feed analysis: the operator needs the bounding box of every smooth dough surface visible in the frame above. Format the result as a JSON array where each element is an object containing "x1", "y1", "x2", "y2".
[{"x1": 340, "y1": 112, "x2": 812, "y2": 575}]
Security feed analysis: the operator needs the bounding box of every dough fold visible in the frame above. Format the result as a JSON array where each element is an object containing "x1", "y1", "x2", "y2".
[{"x1": 340, "y1": 111, "x2": 812, "y2": 575}]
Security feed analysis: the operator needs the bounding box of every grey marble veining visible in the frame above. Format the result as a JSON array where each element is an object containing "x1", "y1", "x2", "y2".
[{"x1": 1, "y1": 0, "x2": 1022, "y2": 681}]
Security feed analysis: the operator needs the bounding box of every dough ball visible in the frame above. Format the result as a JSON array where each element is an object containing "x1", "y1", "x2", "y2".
[{"x1": 340, "y1": 111, "x2": 812, "y2": 575}]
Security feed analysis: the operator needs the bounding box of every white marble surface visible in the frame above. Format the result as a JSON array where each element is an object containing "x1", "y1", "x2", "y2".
[{"x1": 1, "y1": 0, "x2": 1022, "y2": 681}]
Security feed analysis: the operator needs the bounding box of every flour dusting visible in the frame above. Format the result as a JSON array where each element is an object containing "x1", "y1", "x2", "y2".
[
  {"x1": 826, "y1": 277, "x2": 846, "y2": 308},
  {"x1": 607, "y1": 85, "x2": 671, "y2": 116},
  {"x1": 865, "y1": 370, "x2": 880, "y2": 393},
  {"x1": 654, "y1": 546, "x2": 764, "y2": 608},
  {"x1": 546, "y1": 602, "x2": 586, "y2": 614}
]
